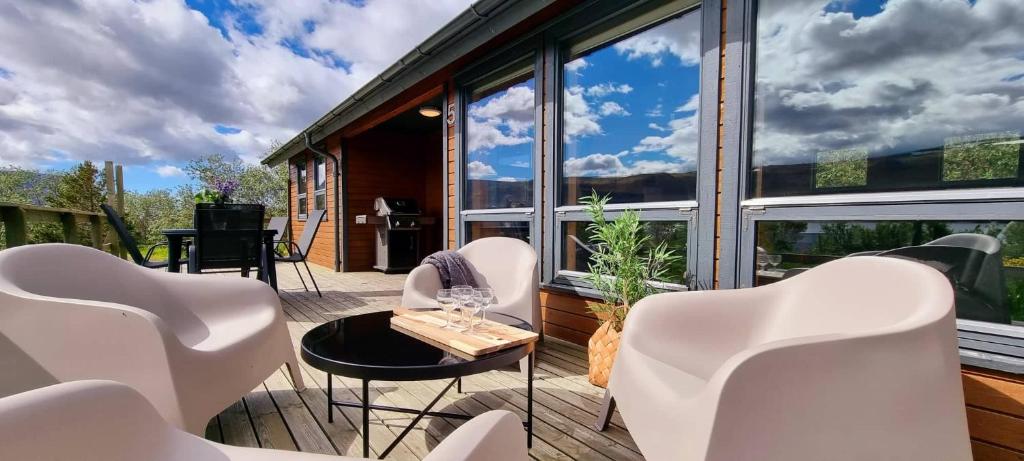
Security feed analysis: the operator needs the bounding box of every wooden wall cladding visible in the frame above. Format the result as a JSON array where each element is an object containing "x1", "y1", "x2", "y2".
[{"x1": 963, "y1": 366, "x2": 1024, "y2": 460}]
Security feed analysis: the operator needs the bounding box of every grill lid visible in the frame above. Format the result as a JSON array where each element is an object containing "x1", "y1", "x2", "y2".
[{"x1": 374, "y1": 197, "x2": 420, "y2": 216}]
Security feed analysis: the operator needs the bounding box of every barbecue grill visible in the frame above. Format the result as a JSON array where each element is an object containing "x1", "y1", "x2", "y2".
[{"x1": 356, "y1": 197, "x2": 423, "y2": 273}]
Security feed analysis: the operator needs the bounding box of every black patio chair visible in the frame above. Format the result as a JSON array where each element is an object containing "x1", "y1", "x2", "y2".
[
  {"x1": 101, "y1": 204, "x2": 188, "y2": 269},
  {"x1": 276, "y1": 209, "x2": 324, "y2": 297},
  {"x1": 266, "y1": 216, "x2": 289, "y2": 254},
  {"x1": 189, "y1": 203, "x2": 266, "y2": 278}
]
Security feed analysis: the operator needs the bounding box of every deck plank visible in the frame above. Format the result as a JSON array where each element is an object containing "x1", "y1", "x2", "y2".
[{"x1": 205, "y1": 264, "x2": 640, "y2": 460}]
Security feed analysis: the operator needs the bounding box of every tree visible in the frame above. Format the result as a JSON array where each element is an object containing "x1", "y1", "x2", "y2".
[
  {"x1": 46, "y1": 161, "x2": 106, "y2": 211},
  {"x1": 0, "y1": 167, "x2": 60, "y2": 205},
  {"x1": 185, "y1": 152, "x2": 288, "y2": 216}
]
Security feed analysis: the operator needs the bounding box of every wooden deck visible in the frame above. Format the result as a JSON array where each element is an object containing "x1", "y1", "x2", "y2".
[{"x1": 208, "y1": 262, "x2": 642, "y2": 460}]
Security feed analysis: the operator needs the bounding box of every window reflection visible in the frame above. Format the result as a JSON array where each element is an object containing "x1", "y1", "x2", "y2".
[
  {"x1": 755, "y1": 220, "x2": 1024, "y2": 324},
  {"x1": 465, "y1": 221, "x2": 530, "y2": 243},
  {"x1": 465, "y1": 76, "x2": 535, "y2": 210},
  {"x1": 562, "y1": 221, "x2": 688, "y2": 285},
  {"x1": 751, "y1": 0, "x2": 1024, "y2": 198},
  {"x1": 560, "y1": 9, "x2": 702, "y2": 205}
]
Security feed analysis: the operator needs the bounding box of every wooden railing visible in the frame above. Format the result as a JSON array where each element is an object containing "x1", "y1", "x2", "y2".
[{"x1": 0, "y1": 202, "x2": 106, "y2": 250}]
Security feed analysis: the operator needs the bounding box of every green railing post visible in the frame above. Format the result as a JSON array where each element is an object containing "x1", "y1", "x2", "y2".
[
  {"x1": 60, "y1": 213, "x2": 78, "y2": 244},
  {"x1": 0, "y1": 206, "x2": 27, "y2": 247}
]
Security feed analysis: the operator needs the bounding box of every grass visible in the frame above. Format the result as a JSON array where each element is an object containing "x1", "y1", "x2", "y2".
[{"x1": 141, "y1": 244, "x2": 169, "y2": 262}]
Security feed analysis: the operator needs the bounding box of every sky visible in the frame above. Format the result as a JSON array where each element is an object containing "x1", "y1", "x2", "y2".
[
  {"x1": 751, "y1": 0, "x2": 1024, "y2": 173},
  {"x1": 0, "y1": 0, "x2": 473, "y2": 191},
  {"x1": 464, "y1": 8, "x2": 703, "y2": 207}
]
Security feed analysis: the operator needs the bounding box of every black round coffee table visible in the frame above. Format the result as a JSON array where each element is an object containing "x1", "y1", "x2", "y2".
[{"x1": 301, "y1": 310, "x2": 535, "y2": 458}]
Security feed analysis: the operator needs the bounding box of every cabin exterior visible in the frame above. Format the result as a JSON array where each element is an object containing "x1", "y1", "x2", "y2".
[{"x1": 262, "y1": 1, "x2": 1024, "y2": 458}]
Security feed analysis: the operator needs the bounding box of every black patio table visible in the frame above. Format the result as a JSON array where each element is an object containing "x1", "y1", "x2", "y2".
[
  {"x1": 301, "y1": 310, "x2": 534, "y2": 459},
  {"x1": 160, "y1": 228, "x2": 279, "y2": 290}
]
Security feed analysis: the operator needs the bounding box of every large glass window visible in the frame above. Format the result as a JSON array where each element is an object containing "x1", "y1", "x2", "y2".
[
  {"x1": 464, "y1": 63, "x2": 535, "y2": 210},
  {"x1": 561, "y1": 9, "x2": 702, "y2": 205},
  {"x1": 750, "y1": 0, "x2": 1024, "y2": 198},
  {"x1": 754, "y1": 220, "x2": 1024, "y2": 325},
  {"x1": 563, "y1": 220, "x2": 689, "y2": 285},
  {"x1": 295, "y1": 160, "x2": 307, "y2": 220}
]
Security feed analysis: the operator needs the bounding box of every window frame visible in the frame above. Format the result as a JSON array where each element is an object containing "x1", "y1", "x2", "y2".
[
  {"x1": 543, "y1": 0, "x2": 718, "y2": 292},
  {"x1": 295, "y1": 158, "x2": 308, "y2": 221},
  {"x1": 454, "y1": 39, "x2": 544, "y2": 255},
  {"x1": 313, "y1": 156, "x2": 327, "y2": 220},
  {"x1": 722, "y1": 0, "x2": 1024, "y2": 371}
]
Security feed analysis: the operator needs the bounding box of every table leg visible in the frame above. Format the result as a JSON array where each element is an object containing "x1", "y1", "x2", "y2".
[
  {"x1": 327, "y1": 373, "x2": 333, "y2": 423},
  {"x1": 264, "y1": 235, "x2": 278, "y2": 291},
  {"x1": 362, "y1": 379, "x2": 370, "y2": 458},
  {"x1": 527, "y1": 351, "x2": 534, "y2": 449},
  {"x1": 166, "y1": 235, "x2": 183, "y2": 273}
]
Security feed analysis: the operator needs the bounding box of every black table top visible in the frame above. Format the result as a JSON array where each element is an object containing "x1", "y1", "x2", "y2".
[{"x1": 301, "y1": 310, "x2": 532, "y2": 381}]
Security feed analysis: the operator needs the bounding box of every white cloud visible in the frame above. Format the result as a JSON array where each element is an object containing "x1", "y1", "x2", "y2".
[
  {"x1": 496, "y1": 176, "x2": 519, "y2": 182},
  {"x1": 675, "y1": 94, "x2": 700, "y2": 113},
  {"x1": 155, "y1": 165, "x2": 185, "y2": 177},
  {"x1": 633, "y1": 114, "x2": 700, "y2": 162},
  {"x1": 613, "y1": 9, "x2": 701, "y2": 67},
  {"x1": 599, "y1": 101, "x2": 631, "y2": 117},
  {"x1": 0, "y1": 0, "x2": 472, "y2": 167},
  {"x1": 467, "y1": 84, "x2": 535, "y2": 153},
  {"x1": 563, "y1": 152, "x2": 690, "y2": 178},
  {"x1": 585, "y1": 83, "x2": 633, "y2": 97},
  {"x1": 645, "y1": 104, "x2": 664, "y2": 118},
  {"x1": 565, "y1": 58, "x2": 589, "y2": 74},
  {"x1": 648, "y1": 122, "x2": 670, "y2": 132},
  {"x1": 563, "y1": 86, "x2": 602, "y2": 142},
  {"x1": 509, "y1": 160, "x2": 530, "y2": 168},
  {"x1": 467, "y1": 160, "x2": 496, "y2": 179}
]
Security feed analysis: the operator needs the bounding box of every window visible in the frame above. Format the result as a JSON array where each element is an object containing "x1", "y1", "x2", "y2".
[
  {"x1": 749, "y1": 0, "x2": 1024, "y2": 199},
  {"x1": 728, "y1": 0, "x2": 1024, "y2": 369},
  {"x1": 295, "y1": 160, "x2": 307, "y2": 220},
  {"x1": 465, "y1": 221, "x2": 531, "y2": 244},
  {"x1": 754, "y1": 220, "x2": 1024, "y2": 325},
  {"x1": 313, "y1": 156, "x2": 327, "y2": 217},
  {"x1": 459, "y1": 54, "x2": 538, "y2": 247},
  {"x1": 560, "y1": 10, "x2": 702, "y2": 206},
  {"x1": 552, "y1": 4, "x2": 703, "y2": 289},
  {"x1": 563, "y1": 220, "x2": 689, "y2": 285}
]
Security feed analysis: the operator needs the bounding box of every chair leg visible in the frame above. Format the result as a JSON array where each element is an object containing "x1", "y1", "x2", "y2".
[
  {"x1": 293, "y1": 262, "x2": 309, "y2": 291},
  {"x1": 302, "y1": 259, "x2": 322, "y2": 297},
  {"x1": 286, "y1": 356, "x2": 306, "y2": 391},
  {"x1": 594, "y1": 389, "x2": 616, "y2": 432}
]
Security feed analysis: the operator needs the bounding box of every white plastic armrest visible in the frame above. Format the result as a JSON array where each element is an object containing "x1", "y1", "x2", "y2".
[
  {"x1": 149, "y1": 269, "x2": 281, "y2": 318},
  {"x1": 423, "y1": 410, "x2": 528, "y2": 461},
  {"x1": 402, "y1": 264, "x2": 443, "y2": 309},
  {"x1": 0, "y1": 380, "x2": 179, "y2": 461}
]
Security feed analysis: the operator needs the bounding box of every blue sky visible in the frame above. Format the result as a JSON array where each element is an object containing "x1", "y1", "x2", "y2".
[{"x1": 0, "y1": 0, "x2": 472, "y2": 192}]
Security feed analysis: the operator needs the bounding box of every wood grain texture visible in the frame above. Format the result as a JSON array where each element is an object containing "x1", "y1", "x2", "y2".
[{"x1": 391, "y1": 309, "x2": 538, "y2": 357}]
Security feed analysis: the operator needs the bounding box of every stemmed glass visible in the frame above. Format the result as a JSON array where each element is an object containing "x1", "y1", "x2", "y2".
[
  {"x1": 435, "y1": 289, "x2": 455, "y2": 329},
  {"x1": 767, "y1": 254, "x2": 782, "y2": 270},
  {"x1": 451, "y1": 285, "x2": 474, "y2": 330},
  {"x1": 757, "y1": 253, "x2": 770, "y2": 273},
  {"x1": 476, "y1": 288, "x2": 494, "y2": 324}
]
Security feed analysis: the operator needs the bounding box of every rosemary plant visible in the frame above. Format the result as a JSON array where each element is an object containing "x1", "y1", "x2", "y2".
[{"x1": 581, "y1": 191, "x2": 680, "y2": 331}]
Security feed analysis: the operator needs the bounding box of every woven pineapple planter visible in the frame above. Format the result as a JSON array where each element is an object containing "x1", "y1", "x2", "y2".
[{"x1": 587, "y1": 319, "x2": 622, "y2": 388}]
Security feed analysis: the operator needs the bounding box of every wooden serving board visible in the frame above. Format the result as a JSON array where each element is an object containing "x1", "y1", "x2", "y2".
[{"x1": 390, "y1": 309, "x2": 538, "y2": 356}]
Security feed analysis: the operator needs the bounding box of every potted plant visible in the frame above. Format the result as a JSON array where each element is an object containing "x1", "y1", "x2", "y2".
[
  {"x1": 194, "y1": 179, "x2": 239, "y2": 205},
  {"x1": 581, "y1": 191, "x2": 679, "y2": 388}
]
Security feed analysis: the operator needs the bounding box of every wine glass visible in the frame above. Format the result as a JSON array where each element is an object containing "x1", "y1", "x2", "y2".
[
  {"x1": 476, "y1": 288, "x2": 494, "y2": 323},
  {"x1": 462, "y1": 297, "x2": 481, "y2": 333},
  {"x1": 767, "y1": 254, "x2": 782, "y2": 270},
  {"x1": 436, "y1": 289, "x2": 455, "y2": 329},
  {"x1": 757, "y1": 253, "x2": 770, "y2": 273},
  {"x1": 451, "y1": 285, "x2": 474, "y2": 330}
]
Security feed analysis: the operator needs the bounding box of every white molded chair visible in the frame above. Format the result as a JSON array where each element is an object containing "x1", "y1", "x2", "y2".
[
  {"x1": 609, "y1": 256, "x2": 971, "y2": 461},
  {"x1": 0, "y1": 380, "x2": 529, "y2": 461},
  {"x1": 402, "y1": 237, "x2": 540, "y2": 331},
  {"x1": 0, "y1": 244, "x2": 305, "y2": 434}
]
